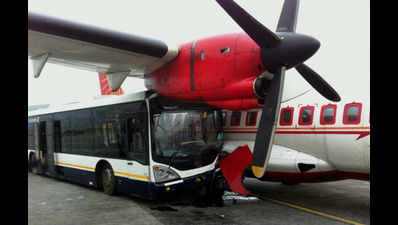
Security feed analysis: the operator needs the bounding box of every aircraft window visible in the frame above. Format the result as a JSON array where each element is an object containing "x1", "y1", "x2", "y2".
[
  {"x1": 320, "y1": 104, "x2": 336, "y2": 125},
  {"x1": 343, "y1": 103, "x2": 362, "y2": 125},
  {"x1": 280, "y1": 107, "x2": 294, "y2": 126},
  {"x1": 230, "y1": 111, "x2": 241, "y2": 126},
  {"x1": 299, "y1": 106, "x2": 314, "y2": 125},
  {"x1": 220, "y1": 47, "x2": 230, "y2": 54},
  {"x1": 246, "y1": 111, "x2": 258, "y2": 126}
]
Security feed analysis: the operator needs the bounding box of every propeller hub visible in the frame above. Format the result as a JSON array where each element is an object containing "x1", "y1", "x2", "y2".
[{"x1": 260, "y1": 32, "x2": 320, "y2": 72}]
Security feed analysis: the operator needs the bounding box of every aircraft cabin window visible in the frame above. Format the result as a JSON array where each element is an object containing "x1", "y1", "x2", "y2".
[
  {"x1": 279, "y1": 107, "x2": 294, "y2": 126},
  {"x1": 230, "y1": 111, "x2": 241, "y2": 126},
  {"x1": 220, "y1": 47, "x2": 230, "y2": 54},
  {"x1": 320, "y1": 104, "x2": 337, "y2": 125},
  {"x1": 343, "y1": 103, "x2": 362, "y2": 125},
  {"x1": 246, "y1": 111, "x2": 258, "y2": 126},
  {"x1": 299, "y1": 106, "x2": 314, "y2": 125}
]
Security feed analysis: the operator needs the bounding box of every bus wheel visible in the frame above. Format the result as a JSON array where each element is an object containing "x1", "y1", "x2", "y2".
[
  {"x1": 28, "y1": 154, "x2": 33, "y2": 172},
  {"x1": 102, "y1": 164, "x2": 116, "y2": 195}
]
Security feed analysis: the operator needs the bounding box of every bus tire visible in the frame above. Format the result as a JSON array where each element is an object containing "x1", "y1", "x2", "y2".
[
  {"x1": 30, "y1": 153, "x2": 39, "y2": 174},
  {"x1": 28, "y1": 154, "x2": 33, "y2": 172},
  {"x1": 101, "y1": 164, "x2": 116, "y2": 195}
]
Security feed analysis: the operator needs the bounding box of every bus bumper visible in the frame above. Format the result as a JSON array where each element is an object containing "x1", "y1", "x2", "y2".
[{"x1": 150, "y1": 170, "x2": 225, "y2": 203}]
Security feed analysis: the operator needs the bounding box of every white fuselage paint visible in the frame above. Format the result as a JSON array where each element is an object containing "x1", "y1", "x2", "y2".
[{"x1": 222, "y1": 89, "x2": 370, "y2": 175}]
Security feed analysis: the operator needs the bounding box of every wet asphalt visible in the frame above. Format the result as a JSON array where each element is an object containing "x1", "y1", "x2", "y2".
[{"x1": 28, "y1": 173, "x2": 369, "y2": 225}]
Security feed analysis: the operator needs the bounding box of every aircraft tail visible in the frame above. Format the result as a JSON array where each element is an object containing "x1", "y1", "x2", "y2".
[{"x1": 98, "y1": 73, "x2": 124, "y2": 95}]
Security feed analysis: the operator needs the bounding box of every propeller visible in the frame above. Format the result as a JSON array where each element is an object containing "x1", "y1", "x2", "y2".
[{"x1": 216, "y1": 0, "x2": 341, "y2": 178}]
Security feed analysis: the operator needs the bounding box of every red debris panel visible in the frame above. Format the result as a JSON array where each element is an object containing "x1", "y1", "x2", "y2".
[{"x1": 219, "y1": 145, "x2": 252, "y2": 196}]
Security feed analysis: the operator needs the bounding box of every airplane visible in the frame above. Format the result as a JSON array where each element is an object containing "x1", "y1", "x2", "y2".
[
  {"x1": 98, "y1": 76, "x2": 370, "y2": 189},
  {"x1": 28, "y1": 0, "x2": 369, "y2": 195}
]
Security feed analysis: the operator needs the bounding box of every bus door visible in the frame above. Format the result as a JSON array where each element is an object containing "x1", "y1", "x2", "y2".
[{"x1": 124, "y1": 113, "x2": 150, "y2": 197}]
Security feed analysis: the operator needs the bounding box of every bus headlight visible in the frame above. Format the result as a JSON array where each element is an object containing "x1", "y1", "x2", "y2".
[{"x1": 153, "y1": 165, "x2": 180, "y2": 183}]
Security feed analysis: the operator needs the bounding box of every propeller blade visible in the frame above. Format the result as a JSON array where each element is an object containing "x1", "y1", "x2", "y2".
[
  {"x1": 295, "y1": 64, "x2": 341, "y2": 102},
  {"x1": 251, "y1": 67, "x2": 286, "y2": 178},
  {"x1": 276, "y1": 0, "x2": 300, "y2": 33},
  {"x1": 215, "y1": 0, "x2": 281, "y2": 48}
]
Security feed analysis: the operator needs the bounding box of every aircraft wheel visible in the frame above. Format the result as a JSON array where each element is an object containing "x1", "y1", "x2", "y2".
[{"x1": 102, "y1": 164, "x2": 116, "y2": 195}]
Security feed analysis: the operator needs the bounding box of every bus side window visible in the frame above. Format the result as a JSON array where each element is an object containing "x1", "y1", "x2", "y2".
[
  {"x1": 246, "y1": 111, "x2": 258, "y2": 126},
  {"x1": 222, "y1": 112, "x2": 227, "y2": 127},
  {"x1": 28, "y1": 121, "x2": 35, "y2": 149},
  {"x1": 61, "y1": 119, "x2": 72, "y2": 153},
  {"x1": 53, "y1": 121, "x2": 62, "y2": 153},
  {"x1": 230, "y1": 111, "x2": 241, "y2": 126}
]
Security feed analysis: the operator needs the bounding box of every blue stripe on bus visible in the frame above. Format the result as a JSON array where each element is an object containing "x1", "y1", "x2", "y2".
[{"x1": 56, "y1": 166, "x2": 152, "y2": 199}]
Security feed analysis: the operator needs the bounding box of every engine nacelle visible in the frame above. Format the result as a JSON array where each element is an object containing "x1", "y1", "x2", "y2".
[{"x1": 146, "y1": 33, "x2": 267, "y2": 111}]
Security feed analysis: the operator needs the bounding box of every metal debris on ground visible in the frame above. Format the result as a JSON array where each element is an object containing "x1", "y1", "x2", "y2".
[{"x1": 222, "y1": 191, "x2": 260, "y2": 205}]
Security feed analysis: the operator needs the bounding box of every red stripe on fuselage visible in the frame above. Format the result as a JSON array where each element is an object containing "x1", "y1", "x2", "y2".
[{"x1": 224, "y1": 128, "x2": 370, "y2": 140}]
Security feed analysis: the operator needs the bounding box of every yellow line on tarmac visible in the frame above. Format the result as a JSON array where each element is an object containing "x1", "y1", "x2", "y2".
[{"x1": 258, "y1": 195, "x2": 364, "y2": 225}]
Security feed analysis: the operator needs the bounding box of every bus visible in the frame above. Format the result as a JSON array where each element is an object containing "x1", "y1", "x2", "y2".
[{"x1": 28, "y1": 91, "x2": 226, "y2": 203}]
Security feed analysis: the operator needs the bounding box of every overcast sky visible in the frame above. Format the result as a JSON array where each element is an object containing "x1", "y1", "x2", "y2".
[{"x1": 28, "y1": 0, "x2": 369, "y2": 105}]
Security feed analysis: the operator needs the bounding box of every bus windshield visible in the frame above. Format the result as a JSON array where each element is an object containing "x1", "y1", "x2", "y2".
[{"x1": 152, "y1": 110, "x2": 222, "y2": 170}]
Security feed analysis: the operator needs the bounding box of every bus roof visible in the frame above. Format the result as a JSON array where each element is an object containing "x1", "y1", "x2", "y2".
[{"x1": 28, "y1": 90, "x2": 148, "y2": 117}]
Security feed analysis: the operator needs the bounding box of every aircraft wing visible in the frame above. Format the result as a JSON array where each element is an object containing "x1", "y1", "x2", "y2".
[{"x1": 28, "y1": 11, "x2": 178, "y2": 90}]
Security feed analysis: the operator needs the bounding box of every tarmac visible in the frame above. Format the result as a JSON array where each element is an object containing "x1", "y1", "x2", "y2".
[{"x1": 28, "y1": 173, "x2": 369, "y2": 225}]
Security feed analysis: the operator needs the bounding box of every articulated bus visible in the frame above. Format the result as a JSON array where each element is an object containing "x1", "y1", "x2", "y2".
[{"x1": 28, "y1": 91, "x2": 226, "y2": 202}]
